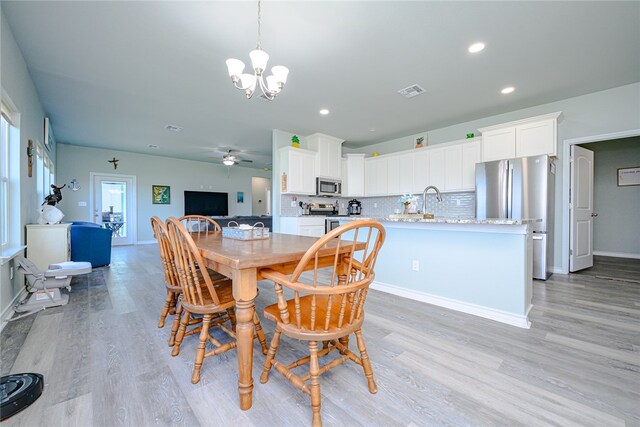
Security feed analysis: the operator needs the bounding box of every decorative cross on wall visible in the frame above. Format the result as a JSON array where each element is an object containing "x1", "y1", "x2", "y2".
[{"x1": 108, "y1": 157, "x2": 119, "y2": 170}]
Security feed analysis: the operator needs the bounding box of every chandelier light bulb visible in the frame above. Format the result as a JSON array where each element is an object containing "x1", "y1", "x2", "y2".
[
  {"x1": 271, "y1": 65, "x2": 289, "y2": 85},
  {"x1": 226, "y1": 58, "x2": 245, "y2": 81},
  {"x1": 249, "y1": 49, "x2": 269, "y2": 73}
]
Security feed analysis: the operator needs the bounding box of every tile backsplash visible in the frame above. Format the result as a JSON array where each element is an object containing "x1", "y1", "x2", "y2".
[{"x1": 281, "y1": 192, "x2": 475, "y2": 218}]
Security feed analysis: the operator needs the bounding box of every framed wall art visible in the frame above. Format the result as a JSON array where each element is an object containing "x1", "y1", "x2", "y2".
[
  {"x1": 617, "y1": 166, "x2": 640, "y2": 187},
  {"x1": 152, "y1": 185, "x2": 171, "y2": 204},
  {"x1": 44, "y1": 117, "x2": 54, "y2": 151}
]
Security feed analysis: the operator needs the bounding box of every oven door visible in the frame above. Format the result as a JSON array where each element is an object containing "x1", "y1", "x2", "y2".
[{"x1": 325, "y1": 218, "x2": 341, "y2": 234}]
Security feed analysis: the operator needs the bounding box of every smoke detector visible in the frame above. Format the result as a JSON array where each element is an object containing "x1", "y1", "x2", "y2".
[
  {"x1": 165, "y1": 124, "x2": 184, "y2": 132},
  {"x1": 398, "y1": 84, "x2": 425, "y2": 98}
]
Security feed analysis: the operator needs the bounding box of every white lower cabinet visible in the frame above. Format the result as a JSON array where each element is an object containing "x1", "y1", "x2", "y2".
[
  {"x1": 279, "y1": 217, "x2": 326, "y2": 237},
  {"x1": 26, "y1": 223, "x2": 71, "y2": 270}
]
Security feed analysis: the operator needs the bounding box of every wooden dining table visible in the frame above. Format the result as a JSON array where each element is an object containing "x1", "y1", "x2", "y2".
[{"x1": 193, "y1": 231, "x2": 362, "y2": 410}]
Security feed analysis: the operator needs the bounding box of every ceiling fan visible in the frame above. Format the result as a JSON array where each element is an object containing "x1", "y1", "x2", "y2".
[{"x1": 222, "y1": 149, "x2": 253, "y2": 166}]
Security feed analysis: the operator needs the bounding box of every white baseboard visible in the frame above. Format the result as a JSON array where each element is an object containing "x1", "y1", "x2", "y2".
[
  {"x1": 136, "y1": 240, "x2": 156, "y2": 245},
  {"x1": 0, "y1": 288, "x2": 28, "y2": 333},
  {"x1": 370, "y1": 281, "x2": 531, "y2": 329},
  {"x1": 593, "y1": 251, "x2": 640, "y2": 260}
]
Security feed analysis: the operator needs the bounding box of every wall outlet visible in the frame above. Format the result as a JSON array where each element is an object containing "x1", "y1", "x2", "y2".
[
  {"x1": 291, "y1": 201, "x2": 297, "y2": 207},
  {"x1": 412, "y1": 260, "x2": 419, "y2": 271},
  {"x1": 374, "y1": 203, "x2": 378, "y2": 208},
  {"x1": 456, "y1": 199, "x2": 461, "y2": 206},
  {"x1": 78, "y1": 201, "x2": 87, "y2": 207}
]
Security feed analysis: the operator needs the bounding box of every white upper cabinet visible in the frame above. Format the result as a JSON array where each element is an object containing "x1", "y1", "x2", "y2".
[
  {"x1": 444, "y1": 145, "x2": 463, "y2": 191},
  {"x1": 387, "y1": 155, "x2": 400, "y2": 195},
  {"x1": 280, "y1": 147, "x2": 316, "y2": 195},
  {"x1": 397, "y1": 152, "x2": 414, "y2": 194},
  {"x1": 515, "y1": 119, "x2": 556, "y2": 158},
  {"x1": 412, "y1": 149, "x2": 431, "y2": 193},
  {"x1": 364, "y1": 156, "x2": 388, "y2": 196},
  {"x1": 428, "y1": 147, "x2": 446, "y2": 190},
  {"x1": 481, "y1": 127, "x2": 516, "y2": 162},
  {"x1": 461, "y1": 140, "x2": 482, "y2": 190},
  {"x1": 479, "y1": 112, "x2": 562, "y2": 162},
  {"x1": 307, "y1": 133, "x2": 344, "y2": 179},
  {"x1": 342, "y1": 154, "x2": 365, "y2": 197}
]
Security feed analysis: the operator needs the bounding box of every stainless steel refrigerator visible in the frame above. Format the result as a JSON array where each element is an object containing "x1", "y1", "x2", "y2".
[{"x1": 475, "y1": 154, "x2": 555, "y2": 280}]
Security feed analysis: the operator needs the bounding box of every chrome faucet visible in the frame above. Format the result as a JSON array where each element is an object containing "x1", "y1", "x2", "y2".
[{"x1": 422, "y1": 185, "x2": 443, "y2": 213}]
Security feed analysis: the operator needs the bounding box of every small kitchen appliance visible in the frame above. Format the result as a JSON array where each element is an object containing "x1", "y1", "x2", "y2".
[
  {"x1": 347, "y1": 199, "x2": 362, "y2": 215},
  {"x1": 315, "y1": 178, "x2": 341, "y2": 197}
]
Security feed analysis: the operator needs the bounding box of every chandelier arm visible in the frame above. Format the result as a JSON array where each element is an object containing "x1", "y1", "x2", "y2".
[{"x1": 256, "y1": 75, "x2": 275, "y2": 99}]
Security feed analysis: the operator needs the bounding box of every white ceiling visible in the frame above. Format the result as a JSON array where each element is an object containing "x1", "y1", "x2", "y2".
[{"x1": 3, "y1": 1, "x2": 639, "y2": 169}]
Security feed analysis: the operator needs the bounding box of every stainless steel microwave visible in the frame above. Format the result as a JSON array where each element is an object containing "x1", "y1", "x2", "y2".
[{"x1": 316, "y1": 177, "x2": 342, "y2": 197}]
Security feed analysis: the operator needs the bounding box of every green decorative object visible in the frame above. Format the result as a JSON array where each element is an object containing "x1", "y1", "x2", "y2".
[{"x1": 291, "y1": 135, "x2": 300, "y2": 148}]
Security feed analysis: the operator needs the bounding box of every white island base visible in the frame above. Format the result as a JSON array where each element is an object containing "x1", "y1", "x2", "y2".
[{"x1": 341, "y1": 218, "x2": 535, "y2": 328}]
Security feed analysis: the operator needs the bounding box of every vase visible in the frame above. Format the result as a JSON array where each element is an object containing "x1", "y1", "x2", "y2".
[{"x1": 403, "y1": 205, "x2": 409, "y2": 214}]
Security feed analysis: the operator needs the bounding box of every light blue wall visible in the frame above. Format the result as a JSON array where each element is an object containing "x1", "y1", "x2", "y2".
[
  {"x1": 1, "y1": 9, "x2": 54, "y2": 317},
  {"x1": 586, "y1": 136, "x2": 640, "y2": 256},
  {"x1": 56, "y1": 144, "x2": 272, "y2": 242},
  {"x1": 374, "y1": 227, "x2": 529, "y2": 315}
]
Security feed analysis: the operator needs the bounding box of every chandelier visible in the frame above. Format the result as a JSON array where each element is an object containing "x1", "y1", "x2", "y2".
[{"x1": 225, "y1": 1, "x2": 289, "y2": 100}]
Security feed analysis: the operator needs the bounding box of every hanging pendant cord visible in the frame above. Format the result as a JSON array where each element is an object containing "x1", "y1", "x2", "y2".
[{"x1": 256, "y1": 0, "x2": 262, "y2": 50}]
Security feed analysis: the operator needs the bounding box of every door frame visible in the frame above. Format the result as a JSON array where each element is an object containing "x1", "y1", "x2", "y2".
[
  {"x1": 561, "y1": 128, "x2": 640, "y2": 273},
  {"x1": 89, "y1": 172, "x2": 137, "y2": 245}
]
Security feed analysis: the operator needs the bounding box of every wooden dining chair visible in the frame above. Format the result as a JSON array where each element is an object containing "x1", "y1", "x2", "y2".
[
  {"x1": 259, "y1": 220, "x2": 386, "y2": 427},
  {"x1": 178, "y1": 215, "x2": 221, "y2": 236},
  {"x1": 166, "y1": 217, "x2": 268, "y2": 384},
  {"x1": 150, "y1": 216, "x2": 180, "y2": 334}
]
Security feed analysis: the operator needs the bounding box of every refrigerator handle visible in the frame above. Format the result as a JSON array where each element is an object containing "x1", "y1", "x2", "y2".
[
  {"x1": 500, "y1": 160, "x2": 508, "y2": 218},
  {"x1": 507, "y1": 161, "x2": 513, "y2": 219}
]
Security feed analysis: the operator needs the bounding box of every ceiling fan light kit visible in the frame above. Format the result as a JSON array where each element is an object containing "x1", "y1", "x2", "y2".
[{"x1": 226, "y1": 0, "x2": 289, "y2": 100}]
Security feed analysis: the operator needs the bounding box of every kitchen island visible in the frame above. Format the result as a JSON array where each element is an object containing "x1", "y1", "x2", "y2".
[{"x1": 339, "y1": 217, "x2": 537, "y2": 328}]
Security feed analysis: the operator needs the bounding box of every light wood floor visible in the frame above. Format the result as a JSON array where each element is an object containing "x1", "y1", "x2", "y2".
[{"x1": 2, "y1": 247, "x2": 639, "y2": 426}]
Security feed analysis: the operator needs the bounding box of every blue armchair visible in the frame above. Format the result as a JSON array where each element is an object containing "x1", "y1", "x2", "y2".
[{"x1": 70, "y1": 221, "x2": 113, "y2": 267}]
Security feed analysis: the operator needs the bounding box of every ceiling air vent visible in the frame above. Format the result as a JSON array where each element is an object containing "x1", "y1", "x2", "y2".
[
  {"x1": 165, "y1": 124, "x2": 184, "y2": 132},
  {"x1": 397, "y1": 84, "x2": 425, "y2": 99}
]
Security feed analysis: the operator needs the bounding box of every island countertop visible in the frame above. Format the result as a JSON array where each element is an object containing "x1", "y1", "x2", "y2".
[{"x1": 338, "y1": 216, "x2": 540, "y2": 234}]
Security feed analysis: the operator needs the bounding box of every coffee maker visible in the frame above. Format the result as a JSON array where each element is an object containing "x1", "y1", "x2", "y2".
[{"x1": 347, "y1": 199, "x2": 362, "y2": 215}]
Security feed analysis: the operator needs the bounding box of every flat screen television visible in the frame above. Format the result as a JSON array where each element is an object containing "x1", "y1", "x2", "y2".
[{"x1": 184, "y1": 191, "x2": 228, "y2": 216}]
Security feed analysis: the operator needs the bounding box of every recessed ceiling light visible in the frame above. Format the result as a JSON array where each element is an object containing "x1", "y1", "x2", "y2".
[
  {"x1": 147, "y1": 144, "x2": 159, "y2": 149},
  {"x1": 369, "y1": 128, "x2": 376, "y2": 132},
  {"x1": 501, "y1": 86, "x2": 515, "y2": 94},
  {"x1": 319, "y1": 109, "x2": 330, "y2": 115},
  {"x1": 165, "y1": 124, "x2": 183, "y2": 132},
  {"x1": 468, "y1": 42, "x2": 485, "y2": 53}
]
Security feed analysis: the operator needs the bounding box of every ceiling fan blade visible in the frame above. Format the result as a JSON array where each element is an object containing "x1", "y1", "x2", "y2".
[{"x1": 240, "y1": 159, "x2": 253, "y2": 163}]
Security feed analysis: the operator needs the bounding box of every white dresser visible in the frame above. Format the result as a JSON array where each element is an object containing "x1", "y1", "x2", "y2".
[{"x1": 25, "y1": 223, "x2": 71, "y2": 270}]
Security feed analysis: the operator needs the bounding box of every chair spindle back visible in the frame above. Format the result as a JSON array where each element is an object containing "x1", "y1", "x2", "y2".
[
  {"x1": 274, "y1": 220, "x2": 385, "y2": 334},
  {"x1": 150, "y1": 216, "x2": 180, "y2": 287},
  {"x1": 166, "y1": 217, "x2": 222, "y2": 307},
  {"x1": 178, "y1": 215, "x2": 221, "y2": 238}
]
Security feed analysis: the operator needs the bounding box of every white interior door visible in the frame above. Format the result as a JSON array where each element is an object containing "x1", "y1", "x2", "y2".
[
  {"x1": 91, "y1": 173, "x2": 137, "y2": 246},
  {"x1": 569, "y1": 145, "x2": 594, "y2": 272}
]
